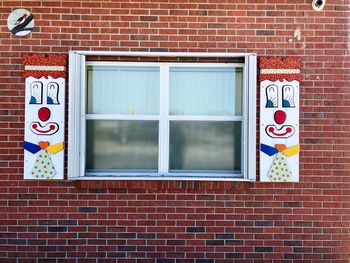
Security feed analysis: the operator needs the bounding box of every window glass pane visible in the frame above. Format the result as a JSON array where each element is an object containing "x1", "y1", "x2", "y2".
[
  {"x1": 87, "y1": 66, "x2": 160, "y2": 115},
  {"x1": 169, "y1": 67, "x2": 243, "y2": 116},
  {"x1": 86, "y1": 120, "x2": 158, "y2": 172},
  {"x1": 169, "y1": 121, "x2": 241, "y2": 174}
]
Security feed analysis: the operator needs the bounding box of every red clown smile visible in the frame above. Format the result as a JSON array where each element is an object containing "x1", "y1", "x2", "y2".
[
  {"x1": 30, "y1": 122, "x2": 59, "y2": 135},
  {"x1": 266, "y1": 125, "x2": 295, "y2": 138}
]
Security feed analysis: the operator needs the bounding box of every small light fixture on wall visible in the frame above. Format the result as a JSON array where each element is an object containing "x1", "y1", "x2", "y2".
[
  {"x1": 7, "y1": 9, "x2": 35, "y2": 36},
  {"x1": 312, "y1": 0, "x2": 326, "y2": 11}
]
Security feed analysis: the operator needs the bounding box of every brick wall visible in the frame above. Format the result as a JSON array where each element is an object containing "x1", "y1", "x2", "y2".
[{"x1": 0, "y1": 0, "x2": 349, "y2": 262}]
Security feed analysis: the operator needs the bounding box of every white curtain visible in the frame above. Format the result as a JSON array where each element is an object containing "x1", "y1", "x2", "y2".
[
  {"x1": 169, "y1": 67, "x2": 243, "y2": 116},
  {"x1": 87, "y1": 66, "x2": 160, "y2": 115}
]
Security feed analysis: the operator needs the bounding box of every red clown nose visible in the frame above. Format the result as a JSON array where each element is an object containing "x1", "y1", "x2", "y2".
[
  {"x1": 38, "y1": 107, "x2": 51, "y2": 122},
  {"x1": 274, "y1": 110, "x2": 286, "y2": 125}
]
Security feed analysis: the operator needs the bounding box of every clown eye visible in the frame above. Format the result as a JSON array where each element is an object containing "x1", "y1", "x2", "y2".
[
  {"x1": 47, "y1": 82, "x2": 59, "y2": 104},
  {"x1": 265, "y1": 84, "x2": 278, "y2": 108},
  {"x1": 29, "y1": 81, "x2": 43, "y2": 104},
  {"x1": 282, "y1": 85, "x2": 295, "y2": 108}
]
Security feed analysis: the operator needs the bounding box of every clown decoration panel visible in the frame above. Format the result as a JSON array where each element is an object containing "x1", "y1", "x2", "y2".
[
  {"x1": 259, "y1": 57, "x2": 301, "y2": 182},
  {"x1": 23, "y1": 54, "x2": 67, "y2": 180}
]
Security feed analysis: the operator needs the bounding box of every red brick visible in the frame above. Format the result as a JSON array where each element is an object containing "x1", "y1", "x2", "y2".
[{"x1": 0, "y1": 0, "x2": 349, "y2": 261}]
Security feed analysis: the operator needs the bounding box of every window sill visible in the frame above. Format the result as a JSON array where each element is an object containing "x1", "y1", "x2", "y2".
[
  {"x1": 74, "y1": 177, "x2": 254, "y2": 192},
  {"x1": 71, "y1": 175, "x2": 250, "y2": 182}
]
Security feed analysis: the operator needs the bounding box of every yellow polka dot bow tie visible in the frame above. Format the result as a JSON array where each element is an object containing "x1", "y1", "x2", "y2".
[
  {"x1": 24, "y1": 141, "x2": 64, "y2": 179},
  {"x1": 260, "y1": 144, "x2": 300, "y2": 182}
]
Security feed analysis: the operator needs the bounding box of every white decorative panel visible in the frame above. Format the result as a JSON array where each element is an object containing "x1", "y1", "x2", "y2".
[
  {"x1": 23, "y1": 54, "x2": 67, "y2": 180},
  {"x1": 259, "y1": 57, "x2": 301, "y2": 182}
]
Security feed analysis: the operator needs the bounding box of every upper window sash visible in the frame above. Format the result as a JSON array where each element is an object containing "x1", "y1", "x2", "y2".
[{"x1": 85, "y1": 61, "x2": 245, "y2": 118}]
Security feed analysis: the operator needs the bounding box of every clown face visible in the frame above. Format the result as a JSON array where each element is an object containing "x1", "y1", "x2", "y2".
[
  {"x1": 29, "y1": 81, "x2": 60, "y2": 135},
  {"x1": 260, "y1": 80, "x2": 300, "y2": 182},
  {"x1": 264, "y1": 84, "x2": 297, "y2": 139},
  {"x1": 24, "y1": 76, "x2": 65, "y2": 179}
]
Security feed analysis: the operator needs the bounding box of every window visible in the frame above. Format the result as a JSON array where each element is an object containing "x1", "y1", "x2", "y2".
[{"x1": 69, "y1": 52, "x2": 257, "y2": 181}]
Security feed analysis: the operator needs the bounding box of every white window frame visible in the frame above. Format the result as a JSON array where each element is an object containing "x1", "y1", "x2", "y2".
[{"x1": 68, "y1": 51, "x2": 257, "y2": 181}]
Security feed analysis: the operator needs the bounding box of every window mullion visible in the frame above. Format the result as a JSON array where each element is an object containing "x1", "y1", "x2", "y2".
[
  {"x1": 85, "y1": 114, "x2": 159, "y2": 121},
  {"x1": 168, "y1": 116, "x2": 244, "y2": 121}
]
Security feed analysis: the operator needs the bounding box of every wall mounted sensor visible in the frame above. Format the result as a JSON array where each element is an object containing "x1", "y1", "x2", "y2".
[{"x1": 312, "y1": 0, "x2": 326, "y2": 11}]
